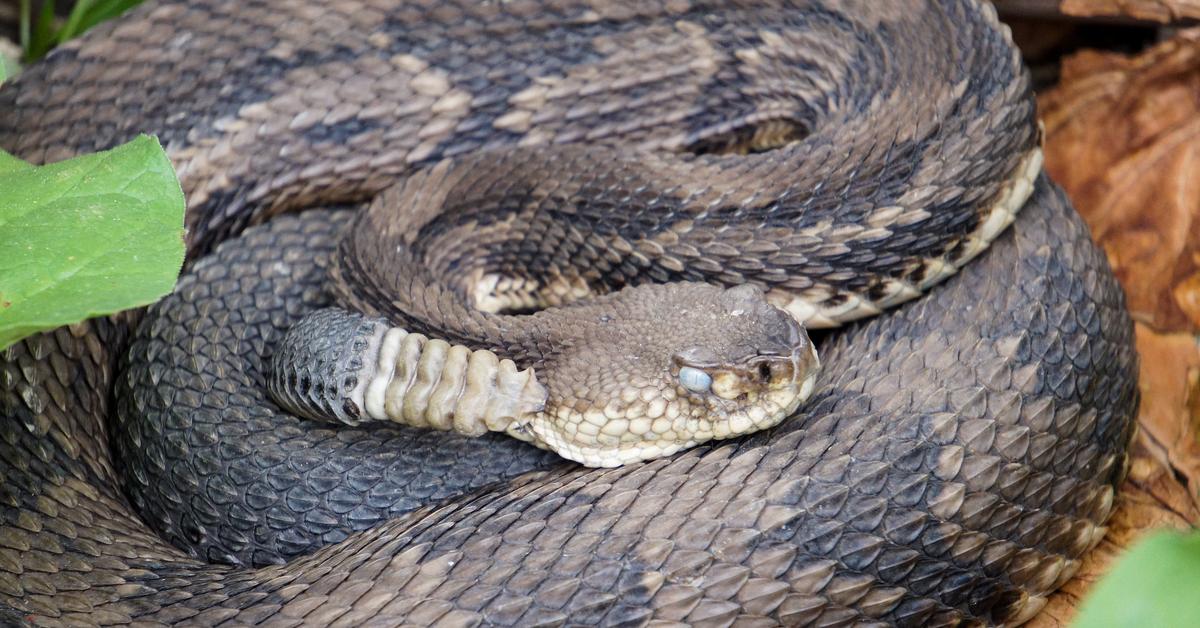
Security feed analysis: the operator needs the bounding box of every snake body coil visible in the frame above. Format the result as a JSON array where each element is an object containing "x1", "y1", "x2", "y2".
[{"x1": 0, "y1": 0, "x2": 1138, "y2": 626}]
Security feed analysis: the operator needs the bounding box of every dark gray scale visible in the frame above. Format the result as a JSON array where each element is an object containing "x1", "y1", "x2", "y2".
[{"x1": 113, "y1": 211, "x2": 562, "y2": 566}]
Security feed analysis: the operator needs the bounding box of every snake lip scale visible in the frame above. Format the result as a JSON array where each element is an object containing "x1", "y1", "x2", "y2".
[{"x1": 0, "y1": 1, "x2": 1139, "y2": 626}]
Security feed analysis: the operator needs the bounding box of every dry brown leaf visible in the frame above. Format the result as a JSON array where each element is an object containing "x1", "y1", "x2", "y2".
[
  {"x1": 1132, "y1": 325, "x2": 1200, "y2": 490},
  {"x1": 1061, "y1": 0, "x2": 1200, "y2": 22},
  {"x1": 1040, "y1": 31, "x2": 1200, "y2": 334},
  {"x1": 1033, "y1": 26, "x2": 1200, "y2": 625}
]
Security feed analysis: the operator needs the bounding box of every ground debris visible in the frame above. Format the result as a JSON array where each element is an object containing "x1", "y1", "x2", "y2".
[{"x1": 1032, "y1": 26, "x2": 1200, "y2": 626}]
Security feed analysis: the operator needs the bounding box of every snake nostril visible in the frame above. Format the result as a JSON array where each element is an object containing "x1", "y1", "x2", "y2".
[{"x1": 758, "y1": 362, "x2": 772, "y2": 381}]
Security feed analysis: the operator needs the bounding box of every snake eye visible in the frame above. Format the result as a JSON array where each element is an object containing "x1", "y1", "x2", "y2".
[{"x1": 678, "y1": 366, "x2": 713, "y2": 393}]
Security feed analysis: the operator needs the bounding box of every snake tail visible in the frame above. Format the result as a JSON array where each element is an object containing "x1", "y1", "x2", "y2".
[{"x1": 268, "y1": 308, "x2": 547, "y2": 436}]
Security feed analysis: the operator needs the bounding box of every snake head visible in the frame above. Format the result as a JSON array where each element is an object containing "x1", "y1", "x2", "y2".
[
  {"x1": 525, "y1": 282, "x2": 820, "y2": 467},
  {"x1": 673, "y1": 283, "x2": 817, "y2": 400}
]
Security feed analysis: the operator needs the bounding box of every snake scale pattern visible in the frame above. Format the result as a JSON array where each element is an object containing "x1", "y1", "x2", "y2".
[{"x1": 0, "y1": 0, "x2": 1139, "y2": 626}]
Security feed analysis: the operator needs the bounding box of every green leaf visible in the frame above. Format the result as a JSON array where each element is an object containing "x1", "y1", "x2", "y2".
[
  {"x1": 19, "y1": 0, "x2": 148, "y2": 62},
  {"x1": 59, "y1": 0, "x2": 96, "y2": 42},
  {"x1": 18, "y1": 0, "x2": 31, "y2": 58},
  {"x1": 0, "y1": 135, "x2": 185, "y2": 350},
  {"x1": 25, "y1": 0, "x2": 59, "y2": 63},
  {"x1": 66, "y1": 0, "x2": 144, "y2": 40},
  {"x1": 1073, "y1": 530, "x2": 1200, "y2": 628},
  {"x1": 0, "y1": 151, "x2": 31, "y2": 175}
]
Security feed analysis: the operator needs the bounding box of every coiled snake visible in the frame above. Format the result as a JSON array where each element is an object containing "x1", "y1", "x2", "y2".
[{"x1": 0, "y1": 0, "x2": 1139, "y2": 626}]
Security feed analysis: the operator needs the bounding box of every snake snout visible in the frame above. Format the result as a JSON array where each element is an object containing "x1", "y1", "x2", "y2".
[
  {"x1": 761, "y1": 343, "x2": 818, "y2": 388},
  {"x1": 747, "y1": 299, "x2": 820, "y2": 391},
  {"x1": 706, "y1": 316, "x2": 818, "y2": 404},
  {"x1": 745, "y1": 318, "x2": 814, "y2": 383}
]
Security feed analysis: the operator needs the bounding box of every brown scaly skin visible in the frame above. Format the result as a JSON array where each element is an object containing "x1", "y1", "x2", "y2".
[{"x1": 0, "y1": 1, "x2": 1137, "y2": 626}]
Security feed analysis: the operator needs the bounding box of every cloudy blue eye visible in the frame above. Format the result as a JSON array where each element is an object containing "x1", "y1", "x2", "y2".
[{"x1": 678, "y1": 366, "x2": 712, "y2": 393}]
